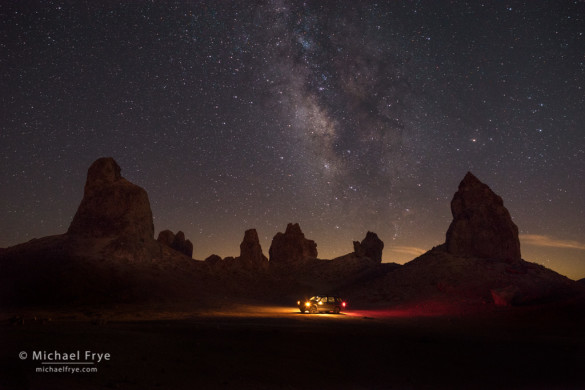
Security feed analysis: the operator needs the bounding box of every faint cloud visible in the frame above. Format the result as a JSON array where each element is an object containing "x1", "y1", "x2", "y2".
[
  {"x1": 520, "y1": 234, "x2": 585, "y2": 251},
  {"x1": 390, "y1": 246, "x2": 427, "y2": 257}
]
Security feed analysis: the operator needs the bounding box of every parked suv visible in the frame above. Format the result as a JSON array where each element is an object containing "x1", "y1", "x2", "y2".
[{"x1": 297, "y1": 295, "x2": 346, "y2": 314}]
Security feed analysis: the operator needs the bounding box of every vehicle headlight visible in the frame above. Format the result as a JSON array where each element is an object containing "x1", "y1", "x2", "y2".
[
  {"x1": 305, "y1": 302, "x2": 311, "y2": 307},
  {"x1": 297, "y1": 301, "x2": 300, "y2": 305}
]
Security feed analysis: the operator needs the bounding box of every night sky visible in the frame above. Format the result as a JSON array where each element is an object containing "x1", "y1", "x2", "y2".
[{"x1": 2, "y1": 1, "x2": 584, "y2": 279}]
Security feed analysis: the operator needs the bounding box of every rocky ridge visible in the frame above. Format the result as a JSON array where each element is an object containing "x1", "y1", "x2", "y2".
[
  {"x1": 0, "y1": 159, "x2": 581, "y2": 308},
  {"x1": 346, "y1": 173, "x2": 576, "y2": 306},
  {"x1": 157, "y1": 230, "x2": 194, "y2": 258},
  {"x1": 268, "y1": 223, "x2": 318, "y2": 266}
]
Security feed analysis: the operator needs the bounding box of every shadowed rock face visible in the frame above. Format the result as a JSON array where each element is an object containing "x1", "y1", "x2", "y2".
[
  {"x1": 353, "y1": 232, "x2": 384, "y2": 263},
  {"x1": 157, "y1": 230, "x2": 175, "y2": 247},
  {"x1": 269, "y1": 223, "x2": 317, "y2": 265},
  {"x1": 157, "y1": 230, "x2": 193, "y2": 258},
  {"x1": 68, "y1": 157, "x2": 154, "y2": 243},
  {"x1": 237, "y1": 229, "x2": 268, "y2": 268},
  {"x1": 204, "y1": 254, "x2": 222, "y2": 265},
  {"x1": 172, "y1": 231, "x2": 193, "y2": 258},
  {"x1": 446, "y1": 172, "x2": 521, "y2": 261}
]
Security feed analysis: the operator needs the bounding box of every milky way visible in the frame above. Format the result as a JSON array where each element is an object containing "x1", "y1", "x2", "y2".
[{"x1": 1, "y1": 1, "x2": 584, "y2": 278}]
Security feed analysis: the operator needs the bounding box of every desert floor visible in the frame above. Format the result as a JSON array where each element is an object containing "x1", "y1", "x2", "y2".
[{"x1": 1, "y1": 300, "x2": 584, "y2": 389}]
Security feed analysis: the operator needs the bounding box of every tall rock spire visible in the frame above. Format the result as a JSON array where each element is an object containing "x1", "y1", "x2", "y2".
[
  {"x1": 68, "y1": 157, "x2": 154, "y2": 244},
  {"x1": 445, "y1": 172, "x2": 521, "y2": 261}
]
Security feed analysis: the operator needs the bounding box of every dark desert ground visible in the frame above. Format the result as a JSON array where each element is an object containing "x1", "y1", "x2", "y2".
[
  {"x1": 2, "y1": 299, "x2": 585, "y2": 390},
  {"x1": 1, "y1": 158, "x2": 584, "y2": 389}
]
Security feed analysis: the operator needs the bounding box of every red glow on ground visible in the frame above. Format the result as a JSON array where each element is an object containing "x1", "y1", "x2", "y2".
[{"x1": 344, "y1": 300, "x2": 468, "y2": 318}]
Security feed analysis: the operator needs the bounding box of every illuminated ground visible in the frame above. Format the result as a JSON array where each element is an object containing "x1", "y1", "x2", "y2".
[{"x1": 2, "y1": 302, "x2": 584, "y2": 389}]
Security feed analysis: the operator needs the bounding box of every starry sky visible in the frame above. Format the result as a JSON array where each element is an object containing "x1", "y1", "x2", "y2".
[{"x1": 1, "y1": 1, "x2": 584, "y2": 279}]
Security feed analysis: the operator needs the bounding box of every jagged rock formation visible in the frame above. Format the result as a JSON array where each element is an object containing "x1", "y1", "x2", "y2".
[
  {"x1": 157, "y1": 230, "x2": 175, "y2": 247},
  {"x1": 344, "y1": 172, "x2": 577, "y2": 307},
  {"x1": 172, "y1": 231, "x2": 193, "y2": 258},
  {"x1": 2, "y1": 160, "x2": 582, "y2": 309},
  {"x1": 65, "y1": 157, "x2": 160, "y2": 262},
  {"x1": 204, "y1": 254, "x2": 222, "y2": 265},
  {"x1": 236, "y1": 229, "x2": 268, "y2": 269},
  {"x1": 223, "y1": 256, "x2": 236, "y2": 264},
  {"x1": 68, "y1": 157, "x2": 154, "y2": 243},
  {"x1": 269, "y1": 223, "x2": 317, "y2": 265},
  {"x1": 0, "y1": 158, "x2": 206, "y2": 305},
  {"x1": 157, "y1": 230, "x2": 193, "y2": 257},
  {"x1": 353, "y1": 231, "x2": 384, "y2": 263},
  {"x1": 446, "y1": 172, "x2": 521, "y2": 261}
]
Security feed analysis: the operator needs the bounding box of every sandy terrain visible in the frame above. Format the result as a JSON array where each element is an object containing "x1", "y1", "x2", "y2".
[{"x1": 1, "y1": 301, "x2": 584, "y2": 390}]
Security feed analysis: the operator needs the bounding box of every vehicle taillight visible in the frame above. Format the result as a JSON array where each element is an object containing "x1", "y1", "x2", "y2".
[{"x1": 342, "y1": 302, "x2": 346, "y2": 307}]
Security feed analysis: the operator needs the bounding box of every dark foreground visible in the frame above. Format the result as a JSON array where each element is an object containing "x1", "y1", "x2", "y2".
[{"x1": 1, "y1": 302, "x2": 584, "y2": 390}]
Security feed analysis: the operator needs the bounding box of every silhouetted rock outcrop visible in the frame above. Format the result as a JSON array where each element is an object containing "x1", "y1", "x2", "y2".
[
  {"x1": 353, "y1": 232, "x2": 384, "y2": 263},
  {"x1": 269, "y1": 223, "x2": 317, "y2": 265},
  {"x1": 157, "y1": 230, "x2": 175, "y2": 247},
  {"x1": 2, "y1": 158, "x2": 582, "y2": 310},
  {"x1": 446, "y1": 172, "x2": 521, "y2": 261},
  {"x1": 68, "y1": 158, "x2": 154, "y2": 243},
  {"x1": 236, "y1": 229, "x2": 268, "y2": 269},
  {"x1": 204, "y1": 254, "x2": 222, "y2": 265},
  {"x1": 157, "y1": 230, "x2": 193, "y2": 257},
  {"x1": 342, "y1": 174, "x2": 579, "y2": 307},
  {"x1": 221, "y1": 257, "x2": 237, "y2": 269},
  {"x1": 0, "y1": 158, "x2": 208, "y2": 306},
  {"x1": 173, "y1": 231, "x2": 193, "y2": 258},
  {"x1": 64, "y1": 157, "x2": 160, "y2": 262}
]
